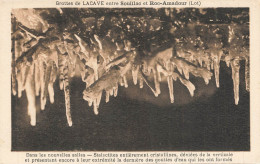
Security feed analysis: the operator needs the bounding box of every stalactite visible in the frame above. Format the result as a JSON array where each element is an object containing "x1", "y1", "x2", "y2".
[
  {"x1": 231, "y1": 58, "x2": 240, "y2": 105},
  {"x1": 25, "y1": 64, "x2": 36, "y2": 126},
  {"x1": 11, "y1": 8, "x2": 249, "y2": 126},
  {"x1": 34, "y1": 60, "x2": 41, "y2": 96},
  {"x1": 245, "y1": 57, "x2": 250, "y2": 92},
  {"x1": 167, "y1": 75, "x2": 174, "y2": 103},
  {"x1": 132, "y1": 65, "x2": 139, "y2": 85},
  {"x1": 213, "y1": 53, "x2": 222, "y2": 88},
  {"x1": 63, "y1": 62, "x2": 73, "y2": 126},
  {"x1": 40, "y1": 61, "x2": 47, "y2": 110},
  {"x1": 11, "y1": 17, "x2": 17, "y2": 96}
]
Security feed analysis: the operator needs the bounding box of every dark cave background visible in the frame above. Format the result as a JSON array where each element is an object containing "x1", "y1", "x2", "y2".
[{"x1": 12, "y1": 61, "x2": 250, "y2": 151}]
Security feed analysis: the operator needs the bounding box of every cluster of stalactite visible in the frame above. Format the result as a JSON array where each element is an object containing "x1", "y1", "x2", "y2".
[{"x1": 11, "y1": 8, "x2": 249, "y2": 126}]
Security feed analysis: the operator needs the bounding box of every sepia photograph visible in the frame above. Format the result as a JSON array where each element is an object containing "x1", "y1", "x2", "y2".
[{"x1": 10, "y1": 8, "x2": 250, "y2": 151}]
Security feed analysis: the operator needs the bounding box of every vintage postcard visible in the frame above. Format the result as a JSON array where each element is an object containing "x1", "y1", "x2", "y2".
[{"x1": 0, "y1": 0, "x2": 260, "y2": 163}]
